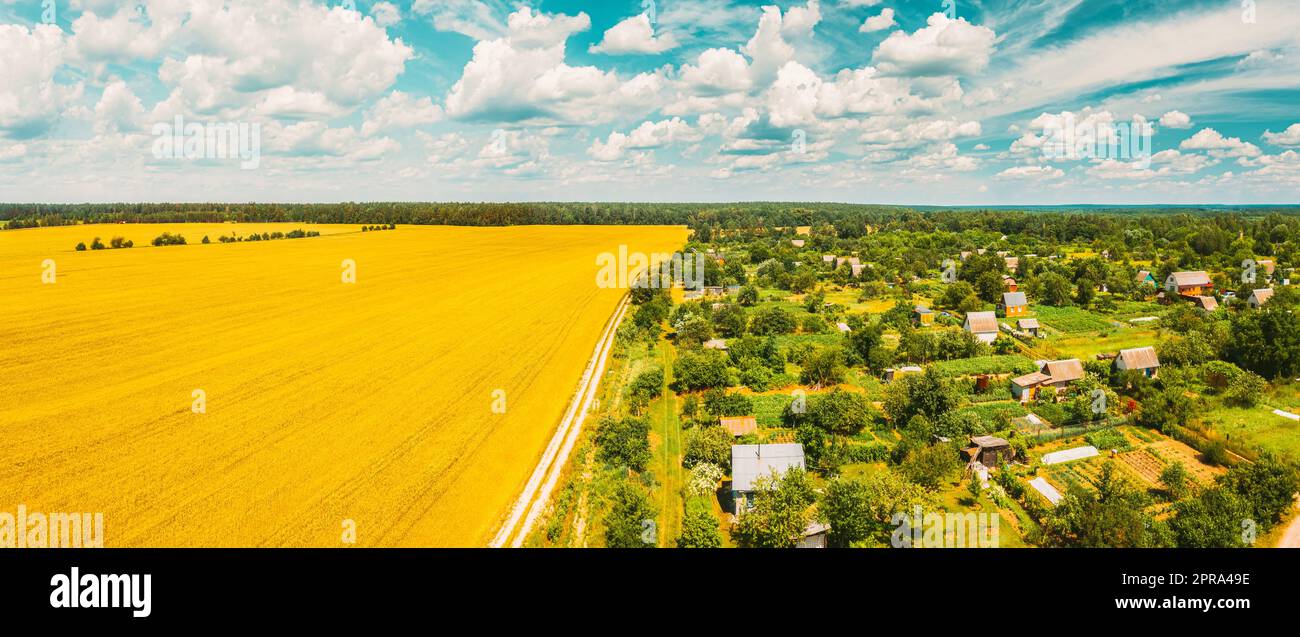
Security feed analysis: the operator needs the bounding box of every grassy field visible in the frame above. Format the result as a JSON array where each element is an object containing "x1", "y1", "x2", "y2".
[{"x1": 0, "y1": 222, "x2": 686, "y2": 547}]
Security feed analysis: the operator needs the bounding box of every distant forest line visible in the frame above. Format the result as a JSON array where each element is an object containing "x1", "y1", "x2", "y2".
[{"x1": 3, "y1": 202, "x2": 1300, "y2": 239}]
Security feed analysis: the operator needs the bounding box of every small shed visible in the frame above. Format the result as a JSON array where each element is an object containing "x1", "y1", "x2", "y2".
[
  {"x1": 1017, "y1": 317, "x2": 1041, "y2": 337},
  {"x1": 964, "y1": 435, "x2": 1014, "y2": 467}
]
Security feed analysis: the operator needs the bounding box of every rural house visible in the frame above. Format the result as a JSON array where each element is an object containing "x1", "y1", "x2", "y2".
[
  {"x1": 851, "y1": 263, "x2": 866, "y2": 277},
  {"x1": 790, "y1": 239, "x2": 805, "y2": 248},
  {"x1": 1135, "y1": 270, "x2": 1156, "y2": 287},
  {"x1": 1017, "y1": 318, "x2": 1041, "y2": 337},
  {"x1": 913, "y1": 305, "x2": 935, "y2": 326},
  {"x1": 1114, "y1": 346, "x2": 1160, "y2": 378},
  {"x1": 1002, "y1": 275, "x2": 1018, "y2": 292},
  {"x1": 1004, "y1": 256, "x2": 1019, "y2": 273},
  {"x1": 999, "y1": 292, "x2": 1028, "y2": 317},
  {"x1": 1010, "y1": 358, "x2": 1085, "y2": 402},
  {"x1": 1165, "y1": 271, "x2": 1212, "y2": 296},
  {"x1": 1259, "y1": 259, "x2": 1276, "y2": 279},
  {"x1": 703, "y1": 338, "x2": 728, "y2": 351},
  {"x1": 822, "y1": 255, "x2": 836, "y2": 265},
  {"x1": 721, "y1": 416, "x2": 757, "y2": 438},
  {"x1": 1248, "y1": 288, "x2": 1274, "y2": 308},
  {"x1": 731, "y1": 443, "x2": 806, "y2": 515},
  {"x1": 964, "y1": 311, "x2": 999, "y2": 344},
  {"x1": 963, "y1": 435, "x2": 1014, "y2": 468}
]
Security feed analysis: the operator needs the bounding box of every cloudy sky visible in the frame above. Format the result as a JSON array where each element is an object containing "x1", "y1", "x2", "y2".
[{"x1": 1, "y1": 0, "x2": 1298, "y2": 204}]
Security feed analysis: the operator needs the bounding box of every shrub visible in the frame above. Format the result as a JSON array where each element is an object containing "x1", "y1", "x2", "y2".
[{"x1": 75, "y1": 242, "x2": 86, "y2": 251}]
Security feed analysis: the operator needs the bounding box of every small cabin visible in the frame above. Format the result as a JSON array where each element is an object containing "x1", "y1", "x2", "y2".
[
  {"x1": 999, "y1": 292, "x2": 1028, "y2": 318},
  {"x1": 964, "y1": 436, "x2": 1014, "y2": 467},
  {"x1": 1114, "y1": 346, "x2": 1160, "y2": 378},
  {"x1": 1017, "y1": 318, "x2": 1041, "y2": 337},
  {"x1": 1248, "y1": 288, "x2": 1274, "y2": 309},
  {"x1": 913, "y1": 305, "x2": 935, "y2": 327}
]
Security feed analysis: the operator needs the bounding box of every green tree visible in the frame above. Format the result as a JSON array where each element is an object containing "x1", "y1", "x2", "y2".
[
  {"x1": 734, "y1": 468, "x2": 816, "y2": 548},
  {"x1": 1159, "y1": 461, "x2": 1191, "y2": 501},
  {"x1": 673, "y1": 350, "x2": 732, "y2": 391},
  {"x1": 899, "y1": 443, "x2": 960, "y2": 490},
  {"x1": 807, "y1": 388, "x2": 872, "y2": 437},
  {"x1": 677, "y1": 500, "x2": 722, "y2": 548},
  {"x1": 594, "y1": 416, "x2": 651, "y2": 471},
  {"x1": 820, "y1": 471, "x2": 932, "y2": 547},
  {"x1": 604, "y1": 480, "x2": 657, "y2": 548},
  {"x1": 800, "y1": 346, "x2": 847, "y2": 387},
  {"x1": 683, "y1": 425, "x2": 733, "y2": 470},
  {"x1": 1170, "y1": 487, "x2": 1251, "y2": 548}
]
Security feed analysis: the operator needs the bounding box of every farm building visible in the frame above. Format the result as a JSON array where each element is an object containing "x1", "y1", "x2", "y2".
[
  {"x1": 1017, "y1": 318, "x2": 1041, "y2": 337},
  {"x1": 1011, "y1": 358, "x2": 1085, "y2": 402},
  {"x1": 851, "y1": 263, "x2": 866, "y2": 277},
  {"x1": 721, "y1": 416, "x2": 757, "y2": 437},
  {"x1": 1004, "y1": 256, "x2": 1019, "y2": 273},
  {"x1": 1114, "y1": 346, "x2": 1160, "y2": 378},
  {"x1": 913, "y1": 305, "x2": 935, "y2": 326},
  {"x1": 731, "y1": 443, "x2": 806, "y2": 515},
  {"x1": 1248, "y1": 288, "x2": 1274, "y2": 308},
  {"x1": 1135, "y1": 270, "x2": 1156, "y2": 287},
  {"x1": 790, "y1": 239, "x2": 805, "y2": 248},
  {"x1": 1002, "y1": 275, "x2": 1018, "y2": 292},
  {"x1": 964, "y1": 311, "x2": 999, "y2": 344},
  {"x1": 999, "y1": 292, "x2": 1028, "y2": 317},
  {"x1": 1165, "y1": 271, "x2": 1212, "y2": 296},
  {"x1": 703, "y1": 286, "x2": 726, "y2": 298},
  {"x1": 960, "y1": 250, "x2": 973, "y2": 261},
  {"x1": 822, "y1": 255, "x2": 835, "y2": 265},
  {"x1": 963, "y1": 435, "x2": 1014, "y2": 467}
]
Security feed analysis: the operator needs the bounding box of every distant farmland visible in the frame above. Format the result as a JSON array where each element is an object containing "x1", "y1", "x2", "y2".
[{"x1": 0, "y1": 223, "x2": 687, "y2": 547}]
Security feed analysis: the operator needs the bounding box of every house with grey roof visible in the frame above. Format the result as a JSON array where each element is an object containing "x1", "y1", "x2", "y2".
[{"x1": 731, "y1": 443, "x2": 805, "y2": 515}]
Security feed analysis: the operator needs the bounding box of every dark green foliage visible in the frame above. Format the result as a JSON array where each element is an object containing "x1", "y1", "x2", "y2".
[{"x1": 594, "y1": 416, "x2": 651, "y2": 471}]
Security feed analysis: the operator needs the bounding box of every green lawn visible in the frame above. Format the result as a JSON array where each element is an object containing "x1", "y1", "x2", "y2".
[{"x1": 648, "y1": 341, "x2": 686, "y2": 546}]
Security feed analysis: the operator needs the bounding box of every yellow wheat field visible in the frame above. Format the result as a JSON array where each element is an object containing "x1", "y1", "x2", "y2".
[{"x1": 0, "y1": 223, "x2": 686, "y2": 547}]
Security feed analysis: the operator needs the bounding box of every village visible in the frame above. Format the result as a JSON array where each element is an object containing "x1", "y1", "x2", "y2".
[{"x1": 529, "y1": 214, "x2": 1300, "y2": 549}]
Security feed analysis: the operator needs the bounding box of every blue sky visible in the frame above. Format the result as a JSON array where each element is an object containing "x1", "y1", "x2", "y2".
[{"x1": 0, "y1": 0, "x2": 1298, "y2": 204}]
